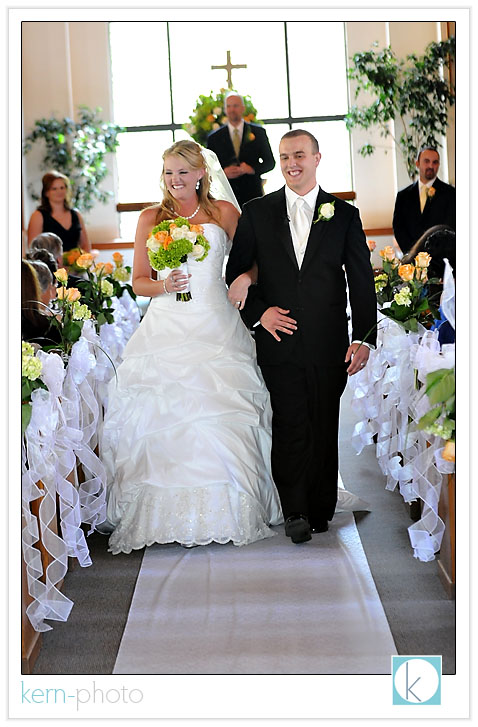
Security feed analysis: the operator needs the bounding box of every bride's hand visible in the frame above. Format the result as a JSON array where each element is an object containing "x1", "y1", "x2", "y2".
[
  {"x1": 166, "y1": 270, "x2": 190, "y2": 293},
  {"x1": 228, "y1": 272, "x2": 253, "y2": 311}
]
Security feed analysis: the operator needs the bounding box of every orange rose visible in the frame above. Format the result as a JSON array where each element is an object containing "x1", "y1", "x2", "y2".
[
  {"x1": 398, "y1": 264, "x2": 415, "y2": 282},
  {"x1": 190, "y1": 224, "x2": 204, "y2": 234},
  {"x1": 427, "y1": 187, "x2": 436, "y2": 199},
  {"x1": 76, "y1": 253, "x2": 94, "y2": 269},
  {"x1": 155, "y1": 230, "x2": 171, "y2": 246},
  {"x1": 67, "y1": 248, "x2": 82, "y2": 264},
  {"x1": 248, "y1": 132, "x2": 255, "y2": 141},
  {"x1": 367, "y1": 239, "x2": 376, "y2": 252},
  {"x1": 112, "y1": 252, "x2": 124, "y2": 266},
  {"x1": 102, "y1": 262, "x2": 114, "y2": 275},
  {"x1": 206, "y1": 114, "x2": 215, "y2": 122},
  {"x1": 379, "y1": 246, "x2": 396, "y2": 262},
  {"x1": 162, "y1": 235, "x2": 173, "y2": 250},
  {"x1": 442, "y1": 440, "x2": 455, "y2": 462}
]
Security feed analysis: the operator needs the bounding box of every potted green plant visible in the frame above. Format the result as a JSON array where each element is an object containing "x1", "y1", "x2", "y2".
[
  {"x1": 23, "y1": 105, "x2": 124, "y2": 212},
  {"x1": 345, "y1": 37, "x2": 455, "y2": 179}
]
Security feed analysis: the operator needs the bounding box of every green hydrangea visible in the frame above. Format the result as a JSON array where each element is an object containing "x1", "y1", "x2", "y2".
[
  {"x1": 148, "y1": 238, "x2": 193, "y2": 271},
  {"x1": 22, "y1": 350, "x2": 42, "y2": 380},
  {"x1": 100, "y1": 279, "x2": 114, "y2": 297},
  {"x1": 425, "y1": 419, "x2": 455, "y2": 441},
  {"x1": 394, "y1": 287, "x2": 412, "y2": 307},
  {"x1": 112, "y1": 266, "x2": 131, "y2": 282},
  {"x1": 72, "y1": 302, "x2": 92, "y2": 321},
  {"x1": 374, "y1": 274, "x2": 388, "y2": 292}
]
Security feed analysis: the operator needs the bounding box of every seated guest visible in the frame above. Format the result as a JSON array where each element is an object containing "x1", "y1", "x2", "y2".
[
  {"x1": 26, "y1": 260, "x2": 57, "y2": 306},
  {"x1": 207, "y1": 92, "x2": 275, "y2": 208},
  {"x1": 27, "y1": 171, "x2": 91, "y2": 252},
  {"x1": 25, "y1": 247, "x2": 58, "y2": 276},
  {"x1": 393, "y1": 147, "x2": 455, "y2": 255},
  {"x1": 30, "y1": 231, "x2": 83, "y2": 288},
  {"x1": 401, "y1": 224, "x2": 456, "y2": 280},
  {"x1": 402, "y1": 225, "x2": 456, "y2": 345},
  {"x1": 21, "y1": 260, "x2": 60, "y2": 345}
]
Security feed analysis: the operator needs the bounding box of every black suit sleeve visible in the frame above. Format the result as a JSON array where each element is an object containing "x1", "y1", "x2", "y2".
[
  {"x1": 343, "y1": 208, "x2": 378, "y2": 347},
  {"x1": 249, "y1": 126, "x2": 275, "y2": 176},
  {"x1": 392, "y1": 190, "x2": 413, "y2": 254},
  {"x1": 225, "y1": 204, "x2": 269, "y2": 329}
]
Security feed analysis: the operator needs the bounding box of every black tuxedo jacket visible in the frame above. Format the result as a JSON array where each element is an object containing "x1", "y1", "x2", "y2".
[
  {"x1": 393, "y1": 177, "x2": 456, "y2": 255},
  {"x1": 225, "y1": 187, "x2": 377, "y2": 367},
  {"x1": 206, "y1": 122, "x2": 275, "y2": 207}
]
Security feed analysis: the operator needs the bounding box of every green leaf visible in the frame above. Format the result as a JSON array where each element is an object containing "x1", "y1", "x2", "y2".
[
  {"x1": 425, "y1": 368, "x2": 455, "y2": 405},
  {"x1": 417, "y1": 406, "x2": 442, "y2": 430},
  {"x1": 22, "y1": 403, "x2": 32, "y2": 436}
]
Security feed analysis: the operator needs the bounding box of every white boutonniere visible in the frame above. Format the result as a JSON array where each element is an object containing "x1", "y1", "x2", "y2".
[{"x1": 313, "y1": 200, "x2": 335, "y2": 224}]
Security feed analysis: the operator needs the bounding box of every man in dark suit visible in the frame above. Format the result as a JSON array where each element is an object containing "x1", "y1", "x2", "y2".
[
  {"x1": 207, "y1": 92, "x2": 275, "y2": 208},
  {"x1": 226, "y1": 130, "x2": 377, "y2": 544},
  {"x1": 393, "y1": 146, "x2": 456, "y2": 255}
]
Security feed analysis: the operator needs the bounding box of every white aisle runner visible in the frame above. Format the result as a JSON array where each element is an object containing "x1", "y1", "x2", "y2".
[{"x1": 113, "y1": 512, "x2": 397, "y2": 674}]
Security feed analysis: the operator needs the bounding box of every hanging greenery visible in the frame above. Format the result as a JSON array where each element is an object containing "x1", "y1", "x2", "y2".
[
  {"x1": 23, "y1": 105, "x2": 124, "y2": 213},
  {"x1": 345, "y1": 37, "x2": 455, "y2": 179},
  {"x1": 183, "y1": 89, "x2": 260, "y2": 147}
]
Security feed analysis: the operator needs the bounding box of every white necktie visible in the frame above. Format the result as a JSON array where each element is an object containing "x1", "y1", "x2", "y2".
[{"x1": 294, "y1": 197, "x2": 310, "y2": 250}]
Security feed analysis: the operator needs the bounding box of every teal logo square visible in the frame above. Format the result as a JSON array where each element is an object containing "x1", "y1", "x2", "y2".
[{"x1": 392, "y1": 656, "x2": 441, "y2": 705}]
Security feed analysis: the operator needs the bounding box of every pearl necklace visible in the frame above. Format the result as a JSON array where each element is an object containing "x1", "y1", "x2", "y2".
[{"x1": 167, "y1": 202, "x2": 200, "y2": 220}]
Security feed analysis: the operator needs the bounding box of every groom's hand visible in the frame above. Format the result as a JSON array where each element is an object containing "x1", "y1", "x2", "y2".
[
  {"x1": 345, "y1": 342, "x2": 370, "y2": 375},
  {"x1": 260, "y1": 307, "x2": 297, "y2": 342}
]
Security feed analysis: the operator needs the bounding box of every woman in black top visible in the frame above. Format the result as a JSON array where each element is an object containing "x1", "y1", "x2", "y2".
[{"x1": 27, "y1": 171, "x2": 91, "y2": 252}]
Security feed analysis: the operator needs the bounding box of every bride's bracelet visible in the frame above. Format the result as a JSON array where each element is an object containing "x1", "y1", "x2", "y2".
[{"x1": 163, "y1": 278, "x2": 172, "y2": 295}]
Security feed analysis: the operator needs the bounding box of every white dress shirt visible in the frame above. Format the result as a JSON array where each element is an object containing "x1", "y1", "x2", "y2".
[{"x1": 284, "y1": 183, "x2": 320, "y2": 268}]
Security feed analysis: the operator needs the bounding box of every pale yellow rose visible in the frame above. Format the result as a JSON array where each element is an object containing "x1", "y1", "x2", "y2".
[
  {"x1": 415, "y1": 251, "x2": 432, "y2": 268},
  {"x1": 379, "y1": 246, "x2": 396, "y2": 262},
  {"x1": 442, "y1": 440, "x2": 455, "y2": 462},
  {"x1": 54, "y1": 268, "x2": 68, "y2": 284},
  {"x1": 398, "y1": 264, "x2": 415, "y2": 282}
]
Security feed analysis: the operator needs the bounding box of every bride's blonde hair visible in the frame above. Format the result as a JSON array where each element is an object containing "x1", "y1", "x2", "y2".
[{"x1": 152, "y1": 140, "x2": 221, "y2": 225}]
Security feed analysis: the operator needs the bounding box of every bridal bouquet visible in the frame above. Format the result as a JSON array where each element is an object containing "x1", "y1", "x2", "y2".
[{"x1": 146, "y1": 217, "x2": 210, "y2": 301}]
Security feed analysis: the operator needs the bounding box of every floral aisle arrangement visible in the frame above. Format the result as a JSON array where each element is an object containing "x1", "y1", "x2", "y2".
[
  {"x1": 21, "y1": 342, "x2": 47, "y2": 435},
  {"x1": 183, "y1": 89, "x2": 260, "y2": 147},
  {"x1": 417, "y1": 367, "x2": 455, "y2": 462},
  {"x1": 374, "y1": 247, "x2": 440, "y2": 332},
  {"x1": 44, "y1": 268, "x2": 93, "y2": 355},
  {"x1": 146, "y1": 218, "x2": 210, "y2": 301}
]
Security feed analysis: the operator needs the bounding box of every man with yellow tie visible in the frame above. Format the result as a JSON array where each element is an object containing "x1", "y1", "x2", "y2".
[
  {"x1": 392, "y1": 146, "x2": 456, "y2": 255},
  {"x1": 207, "y1": 92, "x2": 275, "y2": 208}
]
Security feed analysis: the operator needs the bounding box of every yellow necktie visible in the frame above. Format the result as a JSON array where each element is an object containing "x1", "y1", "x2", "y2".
[
  {"x1": 420, "y1": 185, "x2": 428, "y2": 213},
  {"x1": 232, "y1": 128, "x2": 241, "y2": 157}
]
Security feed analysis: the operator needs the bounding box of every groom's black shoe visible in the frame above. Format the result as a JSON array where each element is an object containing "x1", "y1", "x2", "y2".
[
  {"x1": 284, "y1": 514, "x2": 311, "y2": 544},
  {"x1": 310, "y1": 519, "x2": 328, "y2": 534}
]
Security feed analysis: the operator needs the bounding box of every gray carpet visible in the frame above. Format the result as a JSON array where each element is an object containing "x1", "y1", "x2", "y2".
[{"x1": 31, "y1": 382, "x2": 455, "y2": 674}]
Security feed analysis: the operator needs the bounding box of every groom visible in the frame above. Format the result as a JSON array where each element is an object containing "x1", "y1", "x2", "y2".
[{"x1": 226, "y1": 130, "x2": 377, "y2": 544}]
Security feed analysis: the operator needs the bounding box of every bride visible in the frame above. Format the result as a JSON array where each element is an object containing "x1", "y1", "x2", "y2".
[{"x1": 100, "y1": 140, "x2": 282, "y2": 553}]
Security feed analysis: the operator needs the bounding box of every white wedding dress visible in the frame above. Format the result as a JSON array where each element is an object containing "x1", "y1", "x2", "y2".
[{"x1": 101, "y1": 223, "x2": 283, "y2": 554}]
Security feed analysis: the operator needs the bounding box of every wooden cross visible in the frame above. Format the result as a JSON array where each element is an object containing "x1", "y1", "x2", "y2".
[{"x1": 211, "y1": 50, "x2": 247, "y2": 89}]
